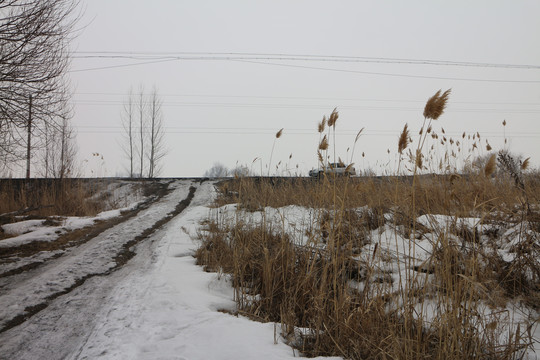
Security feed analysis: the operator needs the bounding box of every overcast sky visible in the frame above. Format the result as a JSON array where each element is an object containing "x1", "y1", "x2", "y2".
[{"x1": 68, "y1": 1, "x2": 540, "y2": 177}]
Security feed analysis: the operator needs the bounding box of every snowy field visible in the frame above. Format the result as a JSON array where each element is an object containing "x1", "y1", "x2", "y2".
[
  {"x1": 1, "y1": 178, "x2": 538, "y2": 359},
  {"x1": 203, "y1": 198, "x2": 540, "y2": 359},
  {"x1": 0, "y1": 180, "x2": 340, "y2": 360}
]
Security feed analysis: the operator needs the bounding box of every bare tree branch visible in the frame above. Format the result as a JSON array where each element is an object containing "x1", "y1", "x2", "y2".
[{"x1": 0, "y1": 0, "x2": 80, "y2": 170}]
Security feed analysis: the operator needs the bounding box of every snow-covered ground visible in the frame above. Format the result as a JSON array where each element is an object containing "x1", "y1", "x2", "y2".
[
  {"x1": 0, "y1": 180, "x2": 340, "y2": 360},
  {"x1": 70, "y1": 182, "x2": 338, "y2": 360},
  {"x1": 1, "y1": 178, "x2": 537, "y2": 359},
  {"x1": 210, "y1": 203, "x2": 540, "y2": 359},
  {"x1": 0, "y1": 180, "x2": 150, "y2": 277},
  {"x1": 0, "y1": 180, "x2": 191, "y2": 332},
  {"x1": 0, "y1": 205, "x2": 141, "y2": 249},
  {"x1": 1, "y1": 180, "x2": 146, "y2": 249}
]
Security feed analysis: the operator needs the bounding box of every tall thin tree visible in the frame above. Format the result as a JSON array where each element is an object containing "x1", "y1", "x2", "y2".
[
  {"x1": 38, "y1": 112, "x2": 77, "y2": 179},
  {"x1": 147, "y1": 87, "x2": 166, "y2": 178},
  {"x1": 120, "y1": 88, "x2": 135, "y2": 177},
  {"x1": 138, "y1": 86, "x2": 145, "y2": 178}
]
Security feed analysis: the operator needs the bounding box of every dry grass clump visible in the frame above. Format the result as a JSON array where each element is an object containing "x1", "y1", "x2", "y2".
[
  {"x1": 199, "y1": 177, "x2": 539, "y2": 359},
  {"x1": 196, "y1": 196, "x2": 537, "y2": 358},
  {"x1": 215, "y1": 172, "x2": 538, "y2": 221},
  {"x1": 0, "y1": 179, "x2": 105, "y2": 220},
  {"x1": 196, "y1": 91, "x2": 539, "y2": 359},
  {"x1": 194, "y1": 220, "x2": 234, "y2": 273}
]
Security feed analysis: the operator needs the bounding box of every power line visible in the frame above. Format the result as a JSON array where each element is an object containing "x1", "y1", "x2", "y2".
[
  {"x1": 75, "y1": 131, "x2": 540, "y2": 139},
  {"x1": 69, "y1": 58, "x2": 179, "y2": 73},
  {"x1": 76, "y1": 125, "x2": 540, "y2": 132},
  {"x1": 68, "y1": 52, "x2": 540, "y2": 83},
  {"x1": 69, "y1": 100, "x2": 540, "y2": 114},
  {"x1": 72, "y1": 51, "x2": 540, "y2": 69},
  {"x1": 234, "y1": 59, "x2": 540, "y2": 84},
  {"x1": 71, "y1": 92, "x2": 540, "y2": 106},
  {"x1": 72, "y1": 125, "x2": 540, "y2": 137}
]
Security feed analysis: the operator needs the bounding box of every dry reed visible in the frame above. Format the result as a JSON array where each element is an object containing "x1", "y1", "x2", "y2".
[
  {"x1": 423, "y1": 89, "x2": 451, "y2": 120},
  {"x1": 196, "y1": 91, "x2": 539, "y2": 359}
]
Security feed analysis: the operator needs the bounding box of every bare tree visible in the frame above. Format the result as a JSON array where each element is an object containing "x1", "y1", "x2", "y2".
[
  {"x1": 39, "y1": 120, "x2": 54, "y2": 178},
  {"x1": 204, "y1": 162, "x2": 229, "y2": 177},
  {"x1": 137, "y1": 86, "x2": 145, "y2": 178},
  {"x1": 120, "y1": 88, "x2": 135, "y2": 177},
  {"x1": 57, "y1": 116, "x2": 77, "y2": 178},
  {"x1": 232, "y1": 164, "x2": 250, "y2": 177},
  {"x1": 38, "y1": 111, "x2": 77, "y2": 178},
  {"x1": 147, "y1": 87, "x2": 166, "y2": 178},
  {"x1": 0, "y1": 0, "x2": 79, "y2": 171},
  {"x1": 120, "y1": 86, "x2": 167, "y2": 178}
]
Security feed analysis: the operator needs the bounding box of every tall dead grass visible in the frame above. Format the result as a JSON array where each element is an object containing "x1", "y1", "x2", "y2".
[
  {"x1": 196, "y1": 91, "x2": 539, "y2": 359},
  {"x1": 0, "y1": 179, "x2": 107, "y2": 219}
]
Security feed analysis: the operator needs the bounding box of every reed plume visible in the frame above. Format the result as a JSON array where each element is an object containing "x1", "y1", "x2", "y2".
[
  {"x1": 521, "y1": 157, "x2": 530, "y2": 171},
  {"x1": 317, "y1": 151, "x2": 324, "y2": 164},
  {"x1": 317, "y1": 117, "x2": 327, "y2": 167},
  {"x1": 423, "y1": 89, "x2": 451, "y2": 120},
  {"x1": 268, "y1": 128, "x2": 284, "y2": 176},
  {"x1": 503, "y1": 120, "x2": 507, "y2": 146},
  {"x1": 319, "y1": 135, "x2": 329, "y2": 151},
  {"x1": 415, "y1": 149, "x2": 423, "y2": 169},
  {"x1": 415, "y1": 89, "x2": 451, "y2": 175},
  {"x1": 327, "y1": 108, "x2": 338, "y2": 127},
  {"x1": 484, "y1": 154, "x2": 496, "y2": 177},
  {"x1": 398, "y1": 123, "x2": 410, "y2": 155},
  {"x1": 326, "y1": 108, "x2": 339, "y2": 164},
  {"x1": 349, "y1": 127, "x2": 364, "y2": 164},
  {"x1": 318, "y1": 116, "x2": 327, "y2": 133}
]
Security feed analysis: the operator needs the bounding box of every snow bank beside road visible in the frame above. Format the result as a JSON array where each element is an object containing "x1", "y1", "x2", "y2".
[
  {"x1": 0, "y1": 180, "x2": 192, "y2": 333},
  {"x1": 0, "y1": 201, "x2": 144, "y2": 249},
  {"x1": 72, "y1": 182, "x2": 341, "y2": 360}
]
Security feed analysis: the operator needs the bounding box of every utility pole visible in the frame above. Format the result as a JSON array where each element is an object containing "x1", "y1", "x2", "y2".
[
  {"x1": 60, "y1": 118, "x2": 65, "y2": 179},
  {"x1": 26, "y1": 95, "x2": 32, "y2": 179}
]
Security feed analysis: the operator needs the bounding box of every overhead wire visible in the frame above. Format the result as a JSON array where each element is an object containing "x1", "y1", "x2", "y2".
[
  {"x1": 69, "y1": 51, "x2": 540, "y2": 83},
  {"x1": 71, "y1": 124, "x2": 540, "y2": 138},
  {"x1": 66, "y1": 51, "x2": 540, "y2": 144},
  {"x1": 73, "y1": 130, "x2": 540, "y2": 139},
  {"x1": 72, "y1": 51, "x2": 540, "y2": 69},
  {"x1": 233, "y1": 59, "x2": 540, "y2": 84},
  {"x1": 69, "y1": 100, "x2": 540, "y2": 114},
  {"x1": 69, "y1": 58, "x2": 179, "y2": 73},
  {"x1": 71, "y1": 92, "x2": 540, "y2": 106}
]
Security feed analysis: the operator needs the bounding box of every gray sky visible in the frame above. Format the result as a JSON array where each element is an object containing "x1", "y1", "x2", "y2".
[{"x1": 69, "y1": 0, "x2": 540, "y2": 177}]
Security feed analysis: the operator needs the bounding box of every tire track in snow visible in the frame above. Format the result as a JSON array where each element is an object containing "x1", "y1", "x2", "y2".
[
  {"x1": 0, "y1": 180, "x2": 199, "y2": 334},
  {"x1": 0, "y1": 181, "x2": 170, "y2": 280}
]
